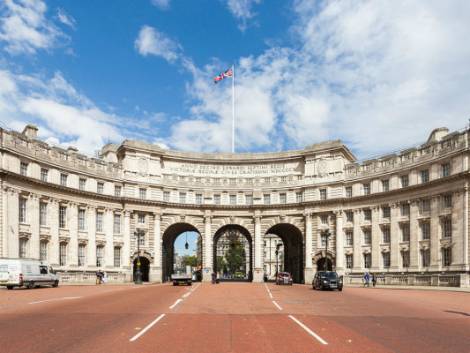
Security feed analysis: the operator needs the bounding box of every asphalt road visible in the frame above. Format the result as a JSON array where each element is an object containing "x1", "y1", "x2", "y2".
[{"x1": 0, "y1": 283, "x2": 469, "y2": 353}]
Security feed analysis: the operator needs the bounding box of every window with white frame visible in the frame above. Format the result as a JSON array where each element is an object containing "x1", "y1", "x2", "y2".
[
  {"x1": 345, "y1": 230, "x2": 353, "y2": 246},
  {"x1": 214, "y1": 194, "x2": 221, "y2": 205},
  {"x1": 345, "y1": 186, "x2": 352, "y2": 198},
  {"x1": 140, "y1": 188, "x2": 147, "y2": 200},
  {"x1": 78, "y1": 244, "x2": 86, "y2": 266},
  {"x1": 78, "y1": 209, "x2": 86, "y2": 231},
  {"x1": 382, "y1": 226, "x2": 390, "y2": 243},
  {"x1": 40, "y1": 168, "x2": 48, "y2": 182},
  {"x1": 245, "y1": 194, "x2": 253, "y2": 205},
  {"x1": 96, "y1": 246, "x2": 104, "y2": 267},
  {"x1": 114, "y1": 185, "x2": 122, "y2": 197},
  {"x1": 196, "y1": 194, "x2": 203, "y2": 204},
  {"x1": 59, "y1": 243, "x2": 67, "y2": 266},
  {"x1": 345, "y1": 254, "x2": 353, "y2": 269},
  {"x1": 320, "y1": 234, "x2": 327, "y2": 247},
  {"x1": 79, "y1": 178, "x2": 86, "y2": 191},
  {"x1": 113, "y1": 213, "x2": 121, "y2": 234},
  {"x1": 420, "y1": 199, "x2": 431, "y2": 214},
  {"x1": 402, "y1": 251, "x2": 410, "y2": 268},
  {"x1": 442, "y1": 247, "x2": 452, "y2": 266},
  {"x1": 382, "y1": 179, "x2": 389, "y2": 192},
  {"x1": 263, "y1": 194, "x2": 271, "y2": 205},
  {"x1": 114, "y1": 247, "x2": 121, "y2": 267},
  {"x1": 346, "y1": 210, "x2": 353, "y2": 223},
  {"x1": 441, "y1": 163, "x2": 450, "y2": 177},
  {"x1": 40, "y1": 241, "x2": 48, "y2": 261},
  {"x1": 382, "y1": 206, "x2": 391, "y2": 218},
  {"x1": 363, "y1": 229, "x2": 371, "y2": 245},
  {"x1": 59, "y1": 205, "x2": 67, "y2": 228},
  {"x1": 363, "y1": 209, "x2": 372, "y2": 221},
  {"x1": 320, "y1": 215, "x2": 328, "y2": 225},
  {"x1": 319, "y1": 189, "x2": 327, "y2": 200},
  {"x1": 421, "y1": 221, "x2": 430, "y2": 240},
  {"x1": 382, "y1": 252, "x2": 390, "y2": 268},
  {"x1": 230, "y1": 195, "x2": 236, "y2": 205},
  {"x1": 19, "y1": 197, "x2": 27, "y2": 223},
  {"x1": 421, "y1": 249, "x2": 430, "y2": 267},
  {"x1": 420, "y1": 169, "x2": 429, "y2": 183},
  {"x1": 401, "y1": 223, "x2": 410, "y2": 242},
  {"x1": 19, "y1": 238, "x2": 28, "y2": 258},
  {"x1": 363, "y1": 183, "x2": 370, "y2": 195},
  {"x1": 442, "y1": 217, "x2": 452, "y2": 238},
  {"x1": 363, "y1": 253, "x2": 371, "y2": 268},
  {"x1": 138, "y1": 213, "x2": 145, "y2": 224},
  {"x1": 279, "y1": 193, "x2": 286, "y2": 204},
  {"x1": 97, "y1": 182, "x2": 104, "y2": 194},
  {"x1": 401, "y1": 203, "x2": 410, "y2": 216},
  {"x1": 442, "y1": 194, "x2": 452, "y2": 208},
  {"x1": 39, "y1": 202, "x2": 48, "y2": 226},
  {"x1": 138, "y1": 233, "x2": 145, "y2": 246},
  {"x1": 401, "y1": 175, "x2": 409, "y2": 188},
  {"x1": 96, "y1": 212, "x2": 103, "y2": 232},
  {"x1": 163, "y1": 191, "x2": 170, "y2": 202},
  {"x1": 296, "y1": 192, "x2": 303, "y2": 203},
  {"x1": 60, "y1": 173, "x2": 68, "y2": 187},
  {"x1": 20, "y1": 162, "x2": 28, "y2": 176}
]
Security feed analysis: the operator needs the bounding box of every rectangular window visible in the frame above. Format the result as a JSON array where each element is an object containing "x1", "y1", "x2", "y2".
[
  {"x1": 279, "y1": 193, "x2": 286, "y2": 204},
  {"x1": 138, "y1": 213, "x2": 145, "y2": 224},
  {"x1": 60, "y1": 173, "x2": 68, "y2": 187},
  {"x1": 319, "y1": 189, "x2": 327, "y2": 200},
  {"x1": 363, "y1": 229, "x2": 371, "y2": 245},
  {"x1": 96, "y1": 212, "x2": 103, "y2": 232},
  {"x1": 39, "y1": 202, "x2": 48, "y2": 226},
  {"x1": 114, "y1": 185, "x2": 122, "y2": 197},
  {"x1": 114, "y1": 247, "x2": 121, "y2": 267},
  {"x1": 20, "y1": 162, "x2": 28, "y2": 176},
  {"x1": 40, "y1": 168, "x2": 48, "y2": 182},
  {"x1": 78, "y1": 244, "x2": 86, "y2": 266},
  {"x1": 420, "y1": 169, "x2": 429, "y2": 183},
  {"x1": 442, "y1": 194, "x2": 452, "y2": 208},
  {"x1": 230, "y1": 195, "x2": 236, "y2": 205},
  {"x1": 79, "y1": 178, "x2": 86, "y2": 191},
  {"x1": 321, "y1": 234, "x2": 327, "y2": 247},
  {"x1": 401, "y1": 251, "x2": 410, "y2": 268},
  {"x1": 196, "y1": 194, "x2": 203, "y2": 204},
  {"x1": 19, "y1": 197, "x2": 27, "y2": 223},
  {"x1": 345, "y1": 186, "x2": 352, "y2": 198},
  {"x1": 364, "y1": 253, "x2": 371, "y2": 268},
  {"x1": 163, "y1": 191, "x2": 170, "y2": 202},
  {"x1": 346, "y1": 210, "x2": 353, "y2": 223},
  {"x1": 382, "y1": 179, "x2": 389, "y2": 192},
  {"x1": 441, "y1": 163, "x2": 450, "y2": 177},
  {"x1": 420, "y1": 199, "x2": 431, "y2": 213},
  {"x1": 97, "y1": 182, "x2": 104, "y2": 194},
  {"x1": 296, "y1": 192, "x2": 303, "y2": 203},
  {"x1": 139, "y1": 188, "x2": 147, "y2": 200},
  {"x1": 138, "y1": 233, "x2": 145, "y2": 246},
  {"x1": 179, "y1": 192, "x2": 186, "y2": 203},
  {"x1": 113, "y1": 213, "x2": 121, "y2": 234},
  {"x1": 59, "y1": 205, "x2": 67, "y2": 228},
  {"x1": 346, "y1": 254, "x2": 353, "y2": 269},
  {"x1": 40, "y1": 241, "x2": 48, "y2": 261},
  {"x1": 382, "y1": 252, "x2": 391, "y2": 268},
  {"x1": 78, "y1": 209, "x2": 86, "y2": 231},
  {"x1": 442, "y1": 217, "x2": 452, "y2": 238},
  {"x1": 382, "y1": 206, "x2": 391, "y2": 218},
  {"x1": 401, "y1": 203, "x2": 410, "y2": 216},
  {"x1": 442, "y1": 248, "x2": 452, "y2": 266},
  {"x1": 96, "y1": 246, "x2": 104, "y2": 267},
  {"x1": 59, "y1": 243, "x2": 67, "y2": 266},
  {"x1": 214, "y1": 194, "x2": 221, "y2": 205},
  {"x1": 401, "y1": 223, "x2": 410, "y2": 242},
  {"x1": 382, "y1": 226, "x2": 390, "y2": 243},
  {"x1": 421, "y1": 221, "x2": 430, "y2": 240},
  {"x1": 363, "y1": 209, "x2": 372, "y2": 221},
  {"x1": 345, "y1": 230, "x2": 353, "y2": 246},
  {"x1": 19, "y1": 238, "x2": 28, "y2": 258},
  {"x1": 401, "y1": 175, "x2": 409, "y2": 188},
  {"x1": 363, "y1": 183, "x2": 370, "y2": 195},
  {"x1": 320, "y1": 215, "x2": 328, "y2": 225},
  {"x1": 263, "y1": 194, "x2": 271, "y2": 205},
  {"x1": 245, "y1": 194, "x2": 253, "y2": 205},
  {"x1": 421, "y1": 249, "x2": 430, "y2": 267}
]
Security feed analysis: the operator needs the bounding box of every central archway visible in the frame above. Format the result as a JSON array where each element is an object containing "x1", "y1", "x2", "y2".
[
  {"x1": 162, "y1": 223, "x2": 202, "y2": 282},
  {"x1": 264, "y1": 223, "x2": 304, "y2": 283},
  {"x1": 213, "y1": 224, "x2": 253, "y2": 282}
]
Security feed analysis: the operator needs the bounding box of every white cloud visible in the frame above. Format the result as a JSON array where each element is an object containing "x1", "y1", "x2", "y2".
[
  {"x1": 134, "y1": 25, "x2": 181, "y2": 62},
  {"x1": 151, "y1": 0, "x2": 170, "y2": 10},
  {"x1": 0, "y1": 0, "x2": 66, "y2": 54},
  {"x1": 226, "y1": 0, "x2": 262, "y2": 31},
  {"x1": 56, "y1": 8, "x2": 75, "y2": 29}
]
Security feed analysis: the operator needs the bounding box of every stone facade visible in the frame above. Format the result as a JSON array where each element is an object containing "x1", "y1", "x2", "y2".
[{"x1": 1, "y1": 124, "x2": 469, "y2": 287}]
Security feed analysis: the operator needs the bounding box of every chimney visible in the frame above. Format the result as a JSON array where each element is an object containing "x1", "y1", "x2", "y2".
[{"x1": 21, "y1": 124, "x2": 38, "y2": 139}]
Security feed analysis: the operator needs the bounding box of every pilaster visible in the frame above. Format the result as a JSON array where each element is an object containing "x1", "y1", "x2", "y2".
[
  {"x1": 105, "y1": 209, "x2": 114, "y2": 268},
  {"x1": 68, "y1": 202, "x2": 78, "y2": 267},
  {"x1": 335, "y1": 210, "x2": 344, "y2": 274},
  {"x1": 409, "y1": 200, "x2": 420, "y2": 270},
  {"x1": 87, "y1": 206, "x2": 97, "y2": 267},
  {"x1": 202, "y1": 212, "x2": 212, "y2": 282},
  {"x1": 390, "y1": 203, "x2": 400, "y2": 270},
  {"x1": 29, "y1": 193, "x2": 40, "y2": 260},
  {"x1": 49, "y1": 199, "x2": 59, "y2": 266},
  {"x1": 304, "y1": 210, "x2": 313, "y2": 283},
  {"x1": 253, "y1": 212, "x2": 263, "y2": 282},
  {"x1": 371, "y1": 206, "x2": 381, "y2": 270}
]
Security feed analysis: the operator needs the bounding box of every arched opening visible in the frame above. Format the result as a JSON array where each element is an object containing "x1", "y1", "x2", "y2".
[
  {"x1": 133, "y1": 257, "x2": 150, "y2": 282},
  {"x1": 264, "y1": 224, "x2": 304, "y2": 284},
  {"x1": 316, "y1": 257, "x2": 333, "y2": 271},
  {"x1": 213, "y1": 225, "x2": 253, "y2": 282},
  {"x1": 162, "y1": 223, "x2": 203, "y2": 282}
]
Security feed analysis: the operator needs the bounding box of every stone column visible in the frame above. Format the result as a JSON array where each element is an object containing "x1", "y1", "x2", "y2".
[
  {"x1": 122, "y1": 211, "x2": 131, "y2": 279},
  {"x1": 202, "y1": 212, "x2": 212, "y2": 282},
  {"x1": 68, "y1": 202, "x2": 78, "y2": 267},
  {"x1": 150, "y1": 212, "x2": 162, "y2": 282},
  {"x1": 335, "y1": 211, "x2": 344, "y2": 275},
  {"x1": 29, "y1": 194, "x2": 40, "y2": 260},
  {"x1": 253, "y1": 214, "x2": 263, "y2": 282},
  {"x1": 390, "y1": 203, "x2": 400, "y2": 270},
  {"x1": 87, "y1": 206, "x2": 97, "y2": 268},
  {"x1": 352, "y1": 209, "x2": 362, "y2": 272},
  {"x1": 371, "y1": 206, "x2": 381, "y2": 270},
  {"x1": 409, "y1": 200, "x2": 420, "y2": 270},
  {"x1": 6, "y1": 189, "x2": 19, "y2": 258},
  {"x1": 105, "y1": 209, "x2": 114, "y2": 268},
  {"x1": 304, "y1": 210, "x2": 313, "y2": 283},
  {"x1": 463, "y1": 185, "x2": 469, "y2": 271},
  {"x1": 430, "y1": 196, "x2": 440, "y2": 270},
  {"x1": 49, "y1": 199, "x2": 60, "y2": 266}
]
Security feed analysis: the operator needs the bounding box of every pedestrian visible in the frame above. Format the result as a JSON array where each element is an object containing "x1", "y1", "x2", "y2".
[
  {"x1": 372, "y1": 273, "x2": 377, "y2": 287},
  {"x1": 363, "y1": 272, "x2": 370, "y2": 287},
  {"x1": 102, "y1": 271, "x2": 108, "y2": 284},
  {"x1": 211, "y1": 272, "x2": 216, "y2": 284},
  {"x1": 96, "y1": 270, "x2": 102, "y2": 285}
]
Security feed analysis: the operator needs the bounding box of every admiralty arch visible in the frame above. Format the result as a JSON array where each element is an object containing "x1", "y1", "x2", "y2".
[{"x1": 1, "y1": 124, "x2": 469, "y2": 287}]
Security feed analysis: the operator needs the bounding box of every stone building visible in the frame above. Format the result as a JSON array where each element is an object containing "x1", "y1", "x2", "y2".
[{"x1": 1, "y1": 124, "x2": 469, "y2": 287}]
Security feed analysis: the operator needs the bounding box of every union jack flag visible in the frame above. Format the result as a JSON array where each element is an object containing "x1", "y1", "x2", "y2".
[{"x1": 213, "y1": 68, "x2": 233, "y2": 83}]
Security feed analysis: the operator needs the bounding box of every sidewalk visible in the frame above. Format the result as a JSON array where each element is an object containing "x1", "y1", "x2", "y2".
[
  {"x1": 58, "y1": 281, "x2": 161, "y2": 286},
  {"x1": 345, "y1": 283, "x2": 470, "y2": 293}
]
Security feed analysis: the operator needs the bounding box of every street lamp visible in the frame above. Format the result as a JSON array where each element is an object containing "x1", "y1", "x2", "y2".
[
  {"x1": 321, "y1": 229, "x2": 331, "y2": 271},
  {"x1": 134, "y1": 230, "x2": 143, "y2": 284},
  {"x1": 275, "y1": 243, "x2": 282, "y2": 276}
]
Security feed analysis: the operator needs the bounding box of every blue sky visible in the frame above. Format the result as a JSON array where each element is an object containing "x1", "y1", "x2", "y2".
[{"x1": 1, "y1": 0, "x2": 470, "y2": 160}]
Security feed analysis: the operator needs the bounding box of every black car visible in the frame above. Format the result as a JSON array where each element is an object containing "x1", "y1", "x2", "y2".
[{"x1": 312, "y1": 271, "x2": 343, "y2": 291}]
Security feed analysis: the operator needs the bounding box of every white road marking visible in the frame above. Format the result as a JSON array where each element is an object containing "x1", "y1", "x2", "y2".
[
  {"x1": 182, "y1": 292, "x2": 191, "y2": 298},
  {"x1": 272, "y1": 300, "x2": 283, "y2": 311},
  {"x1": 288, "y1": 315, "x2": 328, "y2": 345},
  {"x1": 264, "y1": 283, "x2": 273, "y2": 298},
  {"x1": 28, "y1": 296, "x2": 81, "y2": 305},
  {"x1": 169, "y1": 298, "x2": 183, "y2": 309},
  {"x1": 129, "y1": 314, "x2": 166, "y2": 342}
]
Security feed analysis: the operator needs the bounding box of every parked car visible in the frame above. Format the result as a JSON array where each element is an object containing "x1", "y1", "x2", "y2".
[
  {"x1": 171, "y1": 272, "x2": 192, "y2": 286},
  {"x1": 312, "y1": 271, "x2": 343, "y2": 291},
  {"x1": 0, "y1": 258, "x2": 59, "y2": 290},
  {"x1": 275, "y1": 272, "x2": 293, "y2": 285}
]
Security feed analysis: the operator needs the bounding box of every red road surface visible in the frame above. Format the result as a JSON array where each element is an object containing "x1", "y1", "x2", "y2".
[{"x1": 0, "y1": 283, "x2": 469, "y2": 353}]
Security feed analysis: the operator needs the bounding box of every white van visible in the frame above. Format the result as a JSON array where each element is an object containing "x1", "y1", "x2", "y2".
[{"x1": 0, "y1": 258, "x2": 59, "y2": 290}]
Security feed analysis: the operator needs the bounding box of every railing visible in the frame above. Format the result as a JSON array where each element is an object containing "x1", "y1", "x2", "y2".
[
  {"x1": 58, "y1": 271, "x2": 128, "y2": 283},
  {"x1": 344, "y1": 273, "x2": 461, "y2": 287}
]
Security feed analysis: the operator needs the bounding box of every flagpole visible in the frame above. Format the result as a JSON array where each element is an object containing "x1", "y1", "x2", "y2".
[{"x1": 231, "y1": 64, "x2": 235, "y2": 153}]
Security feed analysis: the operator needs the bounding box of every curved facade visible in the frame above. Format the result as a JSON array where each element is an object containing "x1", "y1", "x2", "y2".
[{"x1": 1, "y1": 124, "x2": 469, "y2": 286}]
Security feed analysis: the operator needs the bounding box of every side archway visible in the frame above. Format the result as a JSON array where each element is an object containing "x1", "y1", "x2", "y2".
[
  {"x1": 265, "y1": 223, "x2": 304, "y2": 284},
  {"x1": 313, "y1": 251, "x2": 335, "y2": 271}
]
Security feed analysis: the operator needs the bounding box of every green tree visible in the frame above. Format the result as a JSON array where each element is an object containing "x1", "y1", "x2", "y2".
[
  {"x1": 216, "y1": 256, "x2": 226, "y2": 272},
  {"x1": 182, "y1": 255, "x2": 198, "y2": 268},
  {"x1": 225, "y1": 240, "x2": 246, "y2": 274}
]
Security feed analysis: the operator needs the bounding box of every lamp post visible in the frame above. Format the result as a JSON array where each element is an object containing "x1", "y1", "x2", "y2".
[
  {"x1": 275, "y1": 243, "x2": 282, "y2": 276},
  {"x1": 321, "y1": 229, "x2": 331, "y2": 271},
  {"x1": 134, "y1": 230, "x2": 143, "y2": 284}
]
